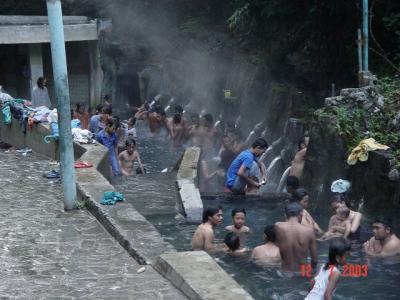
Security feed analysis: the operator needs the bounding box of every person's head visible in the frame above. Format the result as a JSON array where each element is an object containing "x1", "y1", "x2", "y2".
[
  {"x1": 105, "y1": 117, "x2": 120, "y2": 134},
  {"x1": 291, "y1": 188, "x2": 309, "y2": 209},
  {"x1": 174, "y1": 105, "x2": 183, "y2": 115},
  {"x1": 191, "y1": 113, "x2": 200, "y2": 126},
  {"x1": 231, "y1": 208, "x2": 246, "y2": 229},
  {"x1": 202, "y1": 206, "x2": 223, "y2": 226},
  {"x1": 128, "y1": 116, "x2": 137, "y2": 127},
  {"x1": 102, "y1": 106, "x2": 112, "y2": 116},
  {"x1": 330, "y1": 194, "x2": 346, "y2": 210},
  {"x1": 222, "y1": 134, "x2": 233, "y2": 148},
  {"x1": 224, "y1": 232, "x2": 241, "y2": 252},
  {"x1": 285, "y1": 202, "x2": 303, "y2": 223},
  {"x1": 37, "y1": 77, "x2": 46, "y2": 89},
  {"x1": 251, "y1": 138, "x2": 268, "y2": 157},
  {"x1": 372, "y1": 217, "x2": 393, "y2": 240},
  {"x1": 224, "y1": 121, "x2": 236, "y2": 135},
  {"x1": 104, "y1": 94, "x2": 111, "y2": 104},
  {"x1": 335, "y1": 206, "x2": 350, "y2": 221},
  {"x1": 125, "y1": 139, "x2": 136, "y2": 154},
  {"x1": 298, "y1": 136, "x2": 309, "y2": 150},
  {"x1": 325, "y1": 237, "x2": 351, "y2": 269},
  {"x1": 95, "y1": 104, "x2": 103, "y2": 114},
  {"x1": 286, "y1": 176, "x2": 299, "y2": 194},
  {"x1": 75, "y1": 102, "x2": 85, "y2": 114},
  {"x1": 263, "y1": 225, "x2": 277, "y2": 243},
  {"x1": 202, "y1": 114, "x2": 214, "y2": 127},
  {"x1": 173, "y1": 113, "x2": 182, "y2": 125}
]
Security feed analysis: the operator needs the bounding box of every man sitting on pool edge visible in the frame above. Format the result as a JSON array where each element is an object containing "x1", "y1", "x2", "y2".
[
  {"x1": 225, "y1": 138, "x2": 268, "y2": 195},
  {"x1": 363, "y1": 217, "x2": 400, "y2": 257},
  {"x1": 191, "y1": 207, "x2": 227, "y2": 252}
]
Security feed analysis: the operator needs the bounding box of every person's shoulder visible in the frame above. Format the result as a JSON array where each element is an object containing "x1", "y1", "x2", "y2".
[
  {"x1": 242, "y1": 226, "x2": 251, "y2": 233},
  {"x1": 225, "y1": 225, "x2": 233, "y2": 231}
]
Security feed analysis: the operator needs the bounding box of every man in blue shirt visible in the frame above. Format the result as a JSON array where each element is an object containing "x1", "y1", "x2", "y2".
[
  {"x1": 226, "y1": 138, "x2": 268, "y2": 194},
  {"x1": 96, "y1": 117, "x2": 121, "y2": 176}
]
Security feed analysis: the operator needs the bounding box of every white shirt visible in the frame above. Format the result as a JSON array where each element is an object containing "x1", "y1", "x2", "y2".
[{"x1": 305, "y1": 265, "x2": 338, "y2": 300}]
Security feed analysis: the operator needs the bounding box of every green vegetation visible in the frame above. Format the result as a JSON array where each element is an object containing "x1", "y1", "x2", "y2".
[{"x1": 313, "y1": 77, "x2": 400, "y2": 161}]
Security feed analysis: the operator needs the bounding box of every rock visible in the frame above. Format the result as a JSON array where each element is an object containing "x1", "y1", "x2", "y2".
[
  {"x1": 388, "y1": 168, "x2": 400, "y2": 181},
  {"x1": 137, "y1": 266, "x2": 146, "y2": 273}
]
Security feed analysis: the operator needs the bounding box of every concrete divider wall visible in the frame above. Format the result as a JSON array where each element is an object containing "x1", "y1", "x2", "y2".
[
  {"x1": 0, "y1": 116, "x2": 254, "y2": 300},
  {"x1": 176, "y1": 147, "x2": 203, "y2": 223}
]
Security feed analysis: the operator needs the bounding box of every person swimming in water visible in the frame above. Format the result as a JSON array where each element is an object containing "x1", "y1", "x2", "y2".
[
  {"x1": 224, "y1": 232, "x2": 248, "y2": 256},
  {"x1": 225, "y1": 208, "x2": 251, "y2": 233},
  {"x1": 191, "y1": 207, "x2": 226, "y2": 252},
  {"x1": 305, "y1": 237, "x2": 351, "y2": 300},
  {"x1": 319, "y1": 207, "x2": 351, "y2": 241},
  {"x1": 363, "y1": 217, "x2": 400, "y2": 257},
  {"x1": 252, "y1": 225, "x2": 280, "y2": 263}
]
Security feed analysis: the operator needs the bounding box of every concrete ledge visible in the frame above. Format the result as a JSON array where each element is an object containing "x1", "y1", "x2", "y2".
[
  {"x1": 0, "y1": 116, "x2": 175, "y2": 265},
  {"x1": 154, "y1": 251, "x2": 254, "y2": 300},
  {"x1": 176, "y1": 147, "x2": 203, "y2": 223}
]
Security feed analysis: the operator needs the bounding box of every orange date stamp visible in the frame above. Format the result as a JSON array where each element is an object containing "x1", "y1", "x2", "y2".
[{"x1": 300, "y1": 264, "x2": 368, "y2": 277}]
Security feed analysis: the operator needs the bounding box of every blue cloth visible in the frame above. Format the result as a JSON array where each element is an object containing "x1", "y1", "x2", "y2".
[
  {"x1": 100, "y1": 191, "x2": 125, "y2": 205},
  {"x1": 96, "y1": 129, "x2": 121, "y2": 176},
  {"x1": 71, "y1": 119, "x2": 81, "y2": 129},
  {"x1": 230, "y1": 161, "x2": 261, "y2": 193},
  {"x1": 89, "y1": 114, "x2": 101, "y2": 133},
  {"x1": 226, "y1": 149, "x2": 257, "y2": 188}
]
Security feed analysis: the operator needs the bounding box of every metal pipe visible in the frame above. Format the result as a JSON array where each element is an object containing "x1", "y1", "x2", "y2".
[
  {"x1": 46, "y1": 0, "x2": 77, "y2": 210},
  {"x1": 357, "y1": 28, "x2": 363, "y2": 72},
  {"x1": 362, "y1": 0, "x2": 369, "y2": 71}
]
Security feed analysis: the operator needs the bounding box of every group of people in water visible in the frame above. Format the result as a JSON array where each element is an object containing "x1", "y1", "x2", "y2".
[{"x1": 190, "y1": 135, "x2": 400, "y2": 299}]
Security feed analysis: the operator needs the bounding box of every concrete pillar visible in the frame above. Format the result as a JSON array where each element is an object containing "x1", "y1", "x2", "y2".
[
  {"x1": 88, "y1": 40, "x2": 102, "y2": 108},
  {"x1": 28, "y1": 44, "x2": 44, "y2": 98}
]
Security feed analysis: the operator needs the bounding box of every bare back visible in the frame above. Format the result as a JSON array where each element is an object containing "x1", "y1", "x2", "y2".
[
  {"x1": 289, "y1": 148, "x2": 307, "y2": 178},
  {"x1": 191, "y1": 223, "x2": 214, "y2": 251},
  {"x1": 275, "y1": 221, "x2": 316, "y2": 272}
]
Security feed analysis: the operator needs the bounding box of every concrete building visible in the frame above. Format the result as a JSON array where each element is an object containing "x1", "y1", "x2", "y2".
[{"x1": 0, "y1": 15, "x2": 103, "y2": 108}]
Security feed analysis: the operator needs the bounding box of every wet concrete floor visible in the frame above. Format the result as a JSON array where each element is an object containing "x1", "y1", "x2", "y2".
[{"x1": 0, "y1": 150, "x2": 186, "y2": 299}]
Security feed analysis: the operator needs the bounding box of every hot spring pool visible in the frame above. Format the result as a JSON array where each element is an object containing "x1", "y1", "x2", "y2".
[{"x1": 146, "y1": 197, "x2": 400, "y2": 300}]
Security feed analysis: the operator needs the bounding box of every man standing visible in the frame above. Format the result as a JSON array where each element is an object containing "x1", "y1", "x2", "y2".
[
  {"x1": 275, "y1": 202, "x2": 318, "y2": 274},
  {"x1": 225, "y1": 138, "x2": 268, "y2": 195},
  {"x1": 289, "y1": 136, "x2": 309, "y2": 179},
  {"x1": 191, "y1": 207, "x2": 226, "y2": 252},
  {"x1": 96, "y1": 118, "x2": 121, "y2": 176},
  {"x1": 363, "y1": 217, "x2": 400, "y2": 257}
]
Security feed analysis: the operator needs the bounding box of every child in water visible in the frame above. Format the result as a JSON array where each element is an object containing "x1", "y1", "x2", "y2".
[
  {"x1": 319, "y1": 207, "x2": 351, "y2": 241},
  {"x1": 224, "y1": 232, "x2": 247, "y2": 256},
  {"x1": 305, "y1": 237, "x2": 350, "y2": 300},
  {"x1": 225, "y1": 208, "x2": 251, "y2": 233}
]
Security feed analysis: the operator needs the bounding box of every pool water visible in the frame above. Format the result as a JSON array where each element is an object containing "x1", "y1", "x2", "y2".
[
  {"x1": 118, "y1": 120, "x2": 400, "y2": 300},
  {"x1": 151, "y1": 197, "x2": 400, "y2": 300}
]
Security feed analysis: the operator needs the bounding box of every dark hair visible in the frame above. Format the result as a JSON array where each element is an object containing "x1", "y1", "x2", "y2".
[
  {"x1": 102, "y1": 106, "x2": 112, "y2": 115},
  {"x1": 203, "y1": 113, "x2": 214, "y2": 124},
  {"x1": 75, "y1": 102, "x2": 84, "y2": 112},
  {"x1": 173, "y1": 113, "x2": 182, "y2": 124},
  {"x1": 331, "y1": 193, "x2": 345, "y2": 203},
  {"x1": 264, "y1": 225, "x2": 276, "y2": 242},
  {"x1": 286, "y1": 176, "x2": 299, "y2": 190},
  {"x1": 37, "y1": 77, "x2": 45, "y2": 89},
  {"x1": 106, "y1": 117, "x2": 120, "y2": 129},
  {"x1": 252, "y1": 138, "x2": 268, "y2": 149},
  {"x1": 285, "y1": 202, "x2": 303, "y2": 217},
  {"x1": 373, "y1": 216, "x2": 393, "y2": 232},
  {"x1": 298, "y1": 136, "x2": 307, "y2": 149},
  {"x1": 324, "y1": 237, "x2": 351, "y2": 270},
  {"x1": 174, "y1": 105, "x2": 183, "y2": 114},
  {"x1": 202, "y1": 206, "x2": 222, "y2": 223},
  {"x1": 125, "y1": 139, "x2": 136, "y2": 147},
  {"x1": 231, "y1": 208, "x2": 246, "y2": 218},
  {"x1": 224, "y1": 232, "x2": 240, "y2": 251},
  {"x1": 95, "y1": 104, "x2": 104, "y2": 114},
  {"x1": 104, "y1": 94, "x2": 111, "y2": 101},
  {"x1": 291, "y1": 188, "x2": 308, "y2": 202},
  {"x1": 128, "y1": 116, "x2": 137, "y2": 126}
]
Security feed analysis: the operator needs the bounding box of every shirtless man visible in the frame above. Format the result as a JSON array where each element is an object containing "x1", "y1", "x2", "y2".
[
  {"x1": 200, "y1": 114, "x2": 218, "y2": 157},
  {"x1": 291, "y1": 188, "x2": 324, "y2": 236},
  {"x1": 289, "y1": 136, "x2": 309, "y2": 179},
  {"x1": 118, "y1": 139, "x2": 145, "y2": 176},
  {"x1": 252, "y1": 225, "x2": 280, "y2": 263},
  {"x1": 363, "y1": 217, "x2": 400, "y2": 257},
  {"x1": 189, "y1": 113, "x2": 202, "y2": 147},
  {"x1": 225, "y1": 208, "x2": 251, "y2": 233},
  {"x1": 170, "y1": 113, "x2": 186, "y2": 147},
  {"x1": 191, "y1": 207, "x2": 226, "y2": 252},
  {"x1": 275, "y1": 202, "x2": 318, "y2": 273}
]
